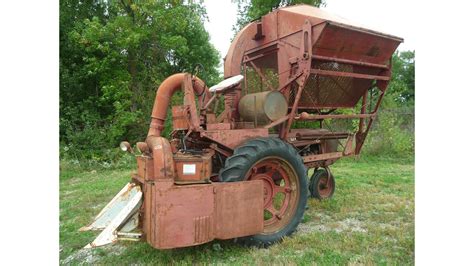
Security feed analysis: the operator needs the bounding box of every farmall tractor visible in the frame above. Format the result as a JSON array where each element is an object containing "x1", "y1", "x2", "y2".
[{"x1": 81, "y1": 5, "x2": 402, "y2": 249}]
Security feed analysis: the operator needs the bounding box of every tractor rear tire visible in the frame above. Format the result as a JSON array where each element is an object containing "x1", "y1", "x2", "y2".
[{"x1": 219, "y1": 137, "x2": 308, "y2": 247}]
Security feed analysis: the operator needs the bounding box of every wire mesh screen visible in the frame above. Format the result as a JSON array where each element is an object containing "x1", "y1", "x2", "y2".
[
  {"x1": 242, "y1": 49, "x2": 279, "y2": 95},
  {"x1": 243, "y1": 66, "x2": 279, "y2": 94},
  {"x1": 290, "y1": 61, "x2": 380, "y2": 108}
]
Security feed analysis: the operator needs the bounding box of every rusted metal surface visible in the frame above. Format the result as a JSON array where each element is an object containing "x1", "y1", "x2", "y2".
[
  {"x1": 281, "y1": 72, "x2": 309, "y2": 139},
  {"x1": 224, "y1": 3, "x2": 401, "y2": 112},
  {"x1": 206, "y1": 123, "x2": 231, "y2": 130},
  {"x1": 83, "y1": 4, "x2": 402, "y2": 251},
  {"x1": 264, "y1": 114, "x2": 289, "y2": 129},
  {"x1": 310, "y1": 69, "x2": 390, "y2": 81},
  {"x1": 295, "y1": 132, "x2": 349, "y2": 140},
  {"x1": 297, "y1": 112, "x2": 376, "y2": 120},
  {"x1": 183, "y1": 74, "x2": 201, "y2": 131},
  {"x1": 209, "y1": 143, "x2": 232, "y2": 157},
  {"x1": 225, "y1": 4, "x2": 401, "y2": 74},
  {"x1": 145, "y1": 137, "x2": 175, "y2": 180},
  {"x1": 312, "y1": 55, "x2": 389, "y2": 69},
  {"x1": 136, "y1": 155, "x2": 154, "y2": 181},
  {"x1": 144, "y1": 180, "x2": 263, "y2": 249},
  {"x1": 201, "y1": 128, "x2": 269, "y2": 149},
  {"x1": 148, "y1": 73, "x2": 209, "y2": 137},
  {"x1": 136, "y1": 142, "x2": 150, "y2": 154},
  {"x1": 147, "y1": 183, "x2": 215, "y2": 249},
  {"x1": 214, "y1": 181, "x2": 264, "y2": 239},
  {"x1": 244, "y1": 157, "x2": 299, "y2": 234},
  {"x1": 303, "y1": 152, "x2": 343, "y2": 163},
  {"x1": 311, "y1": 168, "x2": 335, "y2": 199},
  {"x1": 343, "y1": 134, "x2": 355, "y2": 156},
  {"x1": 173, "y1": 150, "x2": 214, "y2": 182},
  {"x1": 171, "y1": 105, "x2": 189, "y2": 130}
]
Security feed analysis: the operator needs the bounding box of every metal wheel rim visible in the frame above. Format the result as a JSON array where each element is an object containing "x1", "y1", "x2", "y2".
[
  {"x1": 317, "y1": 176, "x2": 333, "y2": 198},
  {"x1": 245, "y1": 156, "x2": 300, "y2": 234}
]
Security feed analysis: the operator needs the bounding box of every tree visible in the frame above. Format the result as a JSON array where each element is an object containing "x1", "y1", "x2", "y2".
[
  {"x1": 232, "y1": 0, "x2": 325, "y2": 33},
  {"x1": 387, "y1": 50, "x2": 415, "y2": 105},
  {"x1": 60, "y1": 0, "x2": 220, "y2": 158}
]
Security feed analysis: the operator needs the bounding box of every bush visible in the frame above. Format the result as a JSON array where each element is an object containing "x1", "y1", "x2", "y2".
[
  {"x1": 60, "y1": 143, "x2": 136, "y2": 171},
  {"x1": 363, "y1": 109, "x2": 414, "y2": 157}
]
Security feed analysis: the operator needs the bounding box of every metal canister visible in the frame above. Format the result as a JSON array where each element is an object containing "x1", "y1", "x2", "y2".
[{"x1": 238, "y1": 91, "x2": 288, "y2": 125}]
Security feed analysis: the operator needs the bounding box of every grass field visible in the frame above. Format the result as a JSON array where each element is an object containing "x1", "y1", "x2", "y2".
[{"x1": 60, "y1": 155, "x2": 414, "y2": 265}]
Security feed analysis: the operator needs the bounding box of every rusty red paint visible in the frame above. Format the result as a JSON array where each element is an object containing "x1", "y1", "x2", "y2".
[
  {"x1": 171, "y1": 105, "x2": 189, "y2": 130},
  {"x1": 84, "y1": 4, "x2": 402, "y2": 251},
  {"x1": 142, "y1": 180, "x2": 263, "y2": 249},
  {"x1": 200, "y1": 128, "x2": 269, "y2": 149},
  {"x1": 242, "y1": 157, "x2": 301, "y2": 234},
  {"x1": 173, "y1": 150, "x2": 214, "y2": 182}
]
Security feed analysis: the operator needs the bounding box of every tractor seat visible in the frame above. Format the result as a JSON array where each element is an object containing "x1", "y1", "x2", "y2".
[{"x1": 209, "y1": 75, "x2": 244, "y2": 93}]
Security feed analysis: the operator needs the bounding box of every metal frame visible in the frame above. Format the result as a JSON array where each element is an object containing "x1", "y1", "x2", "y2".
[
  {"x1": 225, "y1": 15, "x2": 396, "y2": 166},
  {"x1": 83, "y1": 4, "x2": 403, "y2": 251}
]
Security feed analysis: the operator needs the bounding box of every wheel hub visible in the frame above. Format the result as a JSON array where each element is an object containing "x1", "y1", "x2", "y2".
[
  {"x1": 245, "y1": 158, "x2": 300, "y2": 233},
  {"x1": 252, "y1": 174, "x2": 276, "y2": 208},
  {"x1": 309, "y1": 168, "x2": 335, "y2": 200},
  {"x1": 317, "y1": 176, "x2": 332, "y2": 197}
]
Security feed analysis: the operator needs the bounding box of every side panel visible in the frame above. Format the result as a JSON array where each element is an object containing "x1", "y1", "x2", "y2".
[
  {"x1": 152, "y1": 184, "x2": 215, "y2": 249},
  {"x1": 136, "y1": 155, "x2": 154, "y2": 182},
  {"x1": 146, "y1": 181, "x2": 264, "y2": 249},
  {"x1": 214, "y1": 181, "x2": 264, "y2": 239}
]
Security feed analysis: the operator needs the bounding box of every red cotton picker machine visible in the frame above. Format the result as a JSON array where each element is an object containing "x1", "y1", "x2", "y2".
[{"x1": 81, "y1": 5, "x2": 402, "y2": 249}]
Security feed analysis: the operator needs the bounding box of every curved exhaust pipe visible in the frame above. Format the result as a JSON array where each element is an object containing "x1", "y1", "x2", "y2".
[
  {"x1": 146, "y1": 73, "x2": 209, "y2": 180},
  {"x1": 147, "y1": 73, "x2": 208, "y2": 137}
]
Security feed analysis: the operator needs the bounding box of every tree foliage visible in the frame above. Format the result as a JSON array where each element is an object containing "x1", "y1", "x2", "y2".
[
  {"x1": 60, "y1": 0, "x2": 220, "y2": 158},
  {"x1": 60, "y1": 1, "x2": 414, "y2": 161},
  {"x1": 365, "y1": 50, "x2": 415, "y2": 156},
  {"x1": 387, "y1": 50, "x2": 415, "y2": 105}
]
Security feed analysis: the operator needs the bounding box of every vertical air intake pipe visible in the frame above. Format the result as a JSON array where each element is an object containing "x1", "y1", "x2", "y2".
[{"x1": 147, "y1": 73, "x2": 208, "y2": 137}]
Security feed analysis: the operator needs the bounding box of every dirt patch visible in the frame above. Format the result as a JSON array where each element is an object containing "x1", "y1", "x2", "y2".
[
  {"x1": 336, "y1": 218, "x2": 367, "y2": 233},
  {"x1": 297, "y1": 222, "x2": 332, "y2": 234},
  {"x1": 62, "y1": 248, "x2": 98, "y2": 264},
  {"x1": 297, "y1": 217, "x2": 368, "y2": 235},
  {"x1": 61, "y1": 245, "x2": 125, "y2": 265},
  {"x1": 377, "y1": 223, "x2": 397, "y2": 230}
]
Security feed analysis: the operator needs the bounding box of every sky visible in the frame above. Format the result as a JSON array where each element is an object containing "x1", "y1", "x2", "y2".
[{"x1": 203, "y1": 0, "x2": 415, "y2": 71}]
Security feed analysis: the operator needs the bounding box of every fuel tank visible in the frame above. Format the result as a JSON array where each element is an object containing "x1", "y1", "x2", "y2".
[{"x1": 238, "y1": 91, "x2": 288, "y2": 125}]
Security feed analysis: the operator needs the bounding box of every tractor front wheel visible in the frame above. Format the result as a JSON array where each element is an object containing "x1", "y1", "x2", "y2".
[
  {"x1": 219, "y1": 138, "x2": 308, "y2": 247},
  {"x1": 309, "y1": 168, "x2": 335, "y2": 199}
]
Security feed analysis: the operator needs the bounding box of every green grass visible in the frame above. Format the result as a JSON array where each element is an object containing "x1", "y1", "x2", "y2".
[{"x1": 60, "y1": 155, "x2": 414, "y2": 265}]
